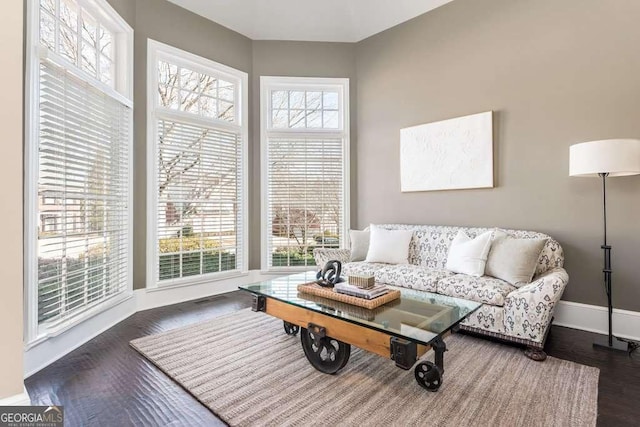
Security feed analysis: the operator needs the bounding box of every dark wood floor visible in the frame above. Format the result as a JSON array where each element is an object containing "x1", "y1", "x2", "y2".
[{"x1": 26, "y1": 291, "x2": 639, "y2": 426}]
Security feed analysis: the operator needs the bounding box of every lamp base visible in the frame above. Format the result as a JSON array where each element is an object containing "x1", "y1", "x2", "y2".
[{"x1": 593, "y1": 335, "x2": 629, "y2": 352}]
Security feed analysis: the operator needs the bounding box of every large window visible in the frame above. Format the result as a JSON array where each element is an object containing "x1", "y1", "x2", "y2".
[
  {"x1": 147, "y1": 41, "x2": 248, "y2": 287},
  {"x1": 25, "y1": 0, "x2": 133, "y2": 341},
  {"x1": 261, "y1": 77, "x2": 350, "y2": 270}
]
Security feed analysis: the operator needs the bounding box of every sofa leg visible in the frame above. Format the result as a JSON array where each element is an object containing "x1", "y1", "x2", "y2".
[{"x1": 524, "y1": 347, "x2": 547, "y2": 361}]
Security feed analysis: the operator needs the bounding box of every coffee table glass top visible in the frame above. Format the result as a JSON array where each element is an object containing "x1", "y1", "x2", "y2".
[{"x1": 239, "y1": 271, "x2": 481, "y2": 346}]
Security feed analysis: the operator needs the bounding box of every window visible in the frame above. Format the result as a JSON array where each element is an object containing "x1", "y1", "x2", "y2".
[
  {"x1": 25, "y1": 0, "x2": 133, "y2": 341},
  {"x1": 271, "y1": 90, "x2": 340, "y2": 129},
  {"x1": 41, "y1": 216, "x2": 57, "y2": 233},
  {"x1": 261, "y1": 77, "x2": 350, "y2": 270},
  {"x1": 38, "y1": 0, "x2": 126, "y2": 90},
  {"x1": 147, "y1": 41, "x2": 248, "y2": 287}
]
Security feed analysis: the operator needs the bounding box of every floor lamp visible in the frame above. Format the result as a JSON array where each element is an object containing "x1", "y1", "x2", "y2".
[{"x1": 569, "y1": 138, "x2": 640, "y2": 352}]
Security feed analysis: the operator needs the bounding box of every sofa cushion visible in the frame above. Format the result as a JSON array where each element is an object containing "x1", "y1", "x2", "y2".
[
  {"x1": 436, "y1": 274, "x2": 516, "y2": 307},
  {"x1": 376, "y1": 265, "x2": 454, "y2": 292}
]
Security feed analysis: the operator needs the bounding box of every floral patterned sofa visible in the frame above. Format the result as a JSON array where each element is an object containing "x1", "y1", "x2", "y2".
[{"x1": 313, "y1": 224, "x2": 568, "y2": 361}]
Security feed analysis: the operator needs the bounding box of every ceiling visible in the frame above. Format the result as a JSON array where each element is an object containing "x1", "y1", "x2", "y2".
[{"x1": 166, "y1": 0, "x2": 454, "y2": 42}]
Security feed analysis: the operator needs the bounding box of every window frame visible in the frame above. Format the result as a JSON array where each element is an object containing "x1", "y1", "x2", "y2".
[
  {"x1": 260, "y1": 76, "x2": 350, "y2": 272},
  {"x1": 24, "y1": 0, "x2": 134, "y2": 346},
  {"x1": 146, "y1": 39, "x2": 249, "y2": 289}
]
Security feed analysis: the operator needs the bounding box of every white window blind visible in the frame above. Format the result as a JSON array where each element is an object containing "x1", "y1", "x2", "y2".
[
  {"x1": 267, "y1": 137, "x2": 344, "y2": 267},
  {"x1": 261, "y1": 78, "x2": 350, "y2": 270},
  {"x1": 156, "y1": 120, "x2": 243, "y2": 280},
  {"x1": 37, "y1": 58, "x2": 131, "y2": 326},
  {"x1": 148, "y1": 41, "x2": 247, "y2": 287},
  {"x1": 26, "y1": 0, "x2": 133, "y2": 338}
]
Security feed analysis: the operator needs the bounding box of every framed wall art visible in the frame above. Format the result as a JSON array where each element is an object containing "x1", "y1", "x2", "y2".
[{"x1": 400, "y1": 111, "x2": 494, "y2": 192}]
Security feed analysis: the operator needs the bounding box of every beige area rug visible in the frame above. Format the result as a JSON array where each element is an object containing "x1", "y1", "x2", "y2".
[{"x1": 130, "y1": 309, "x2": 598, "y2": 427}]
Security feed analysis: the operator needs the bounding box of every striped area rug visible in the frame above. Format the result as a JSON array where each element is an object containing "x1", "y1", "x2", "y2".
[{"x1": 130, "y1": 309, "x2": 598, "y2": 427}]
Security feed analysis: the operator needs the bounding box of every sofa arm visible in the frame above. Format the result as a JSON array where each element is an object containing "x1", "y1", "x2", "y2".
[
  {"x1": 503, "y1": 268, "x2": 569, "y2": 344},
  {"x1": 313, "y1": 248, "x2": 351, "y2": 268}
]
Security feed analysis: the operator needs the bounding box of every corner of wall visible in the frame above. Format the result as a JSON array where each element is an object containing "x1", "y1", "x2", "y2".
[{"x1": 0, "y1": 0, "x2": 24, "y2": 402}]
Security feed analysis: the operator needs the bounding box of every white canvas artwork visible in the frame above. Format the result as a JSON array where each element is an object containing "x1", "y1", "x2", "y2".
[{"x1": 400, "y1": 111, "x2": 494, "y2": 192}]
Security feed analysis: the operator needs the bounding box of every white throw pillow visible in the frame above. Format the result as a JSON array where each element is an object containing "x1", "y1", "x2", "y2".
[
  {"x1": 349, "y1": 229, "x2": 370, "y2": 262},
  {"x1": 445, "y1": 230, "x2": 494, "y2": 277},
  {"x1": 364, "y1": 225, "x2": 413, "y2": 264}
]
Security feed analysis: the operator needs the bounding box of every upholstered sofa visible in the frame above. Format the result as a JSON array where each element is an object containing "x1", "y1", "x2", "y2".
[{"x1": 313, "y1": 224, "x2": 568, "y2": 361}]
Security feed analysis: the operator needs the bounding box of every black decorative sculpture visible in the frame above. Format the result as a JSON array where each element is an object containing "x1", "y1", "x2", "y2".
[{"x1": 315, "y1": 260, "x2": 344, "y2": 287}]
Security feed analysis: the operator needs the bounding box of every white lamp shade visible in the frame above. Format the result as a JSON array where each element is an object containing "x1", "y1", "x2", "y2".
[{"x1": 569, "y1": 139, "x2": 640, "y2": 177}]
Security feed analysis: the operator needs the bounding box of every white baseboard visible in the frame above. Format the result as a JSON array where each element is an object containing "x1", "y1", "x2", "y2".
[
  {"x1": 554, "y1": 300, "x2": 640, "y2": 341},
  {"x1": 0, "y1": 386, "x2": 31, "y2": 406},
  {"x1": 135, "y1": 270, "x2": 280, "y2": 312},
  {"x1": 24, "y1": 270, "x2": 283, "y2": 378}
]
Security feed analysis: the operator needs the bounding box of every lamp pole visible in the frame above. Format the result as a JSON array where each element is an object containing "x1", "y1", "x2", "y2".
[
  {"x1": 593, "y1": 172, "x2": 626, "y2": 351},
  {"x1": 599, "y1": 173, "x2": 613, "y2": 347}
]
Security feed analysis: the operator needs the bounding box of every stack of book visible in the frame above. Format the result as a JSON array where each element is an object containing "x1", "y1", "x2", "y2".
[{"x1": 334, "y1": 282, "x2": 389, "y2": 300}]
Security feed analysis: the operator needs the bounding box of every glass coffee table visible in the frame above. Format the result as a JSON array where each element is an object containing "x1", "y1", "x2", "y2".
[{"x1": 239, "y1": 272, "x2": 481, "y2": 392}]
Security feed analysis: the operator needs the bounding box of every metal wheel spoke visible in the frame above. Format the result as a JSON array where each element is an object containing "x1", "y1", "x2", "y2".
[{"x1": 323, "y1": 345, "x2": 337, "y2": 361}]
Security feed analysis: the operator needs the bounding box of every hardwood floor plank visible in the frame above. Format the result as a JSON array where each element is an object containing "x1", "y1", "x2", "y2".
[{"x1": 25, "y1": 291, "x2": 639, "y2": 426}]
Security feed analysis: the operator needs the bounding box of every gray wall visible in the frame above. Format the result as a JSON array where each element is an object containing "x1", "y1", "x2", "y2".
[
  {"x1": 108, "y1": 0, "x2": 253, "y2": 289},
  {"x1": 250, "y1": 41, "x2": 357, "y2": 269},
  {"x1": 105, "y1": 0, "x2": 135, "y2": 26},
  {"x1": 355, "y1": 0, "x2": 640, "y2": 311},
  {"x1": 105, "y1": 1, "x2": 357, "y2": 285}
]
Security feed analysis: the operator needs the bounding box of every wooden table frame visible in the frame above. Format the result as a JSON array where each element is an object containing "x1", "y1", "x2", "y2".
[{"x1": 251, "y1": 294, "x2": 451, "y2": 391}]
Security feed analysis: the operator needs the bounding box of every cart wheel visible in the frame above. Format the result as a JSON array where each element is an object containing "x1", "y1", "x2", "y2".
[
  {"x1": 414, "y1": 361, "x2": 443, "y2": 392},
  {"x1": 283, "y1": 321, "x2": 299, "y2": 336},
  {"x1": 300, "y1": 327, "x2": 350, "y2": 374}
]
